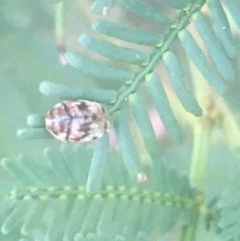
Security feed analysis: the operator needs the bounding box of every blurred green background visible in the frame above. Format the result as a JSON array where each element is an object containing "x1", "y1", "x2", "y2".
[
  {"x1": 1, "y1": 1, "x2": 240, "y2": 240},
  {"x1": 0, "y1": 0, "x2": 95, "y2": 159},
  {"x1": 1, "y1": 0, "x2": 240, "y2": 204}
]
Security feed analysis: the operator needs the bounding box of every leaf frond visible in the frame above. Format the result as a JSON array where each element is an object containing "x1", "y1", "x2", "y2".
[
  {"x1": 217, "y1": 168, "x2": 240, "y2": 241},
  {"x1": 0, "y1": 145, "x2": 200, "y2": 240}
]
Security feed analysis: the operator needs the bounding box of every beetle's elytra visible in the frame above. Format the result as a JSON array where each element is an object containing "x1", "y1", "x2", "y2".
[{"x1": 45, "y1": 100, "x2": 108, "y2": 142}]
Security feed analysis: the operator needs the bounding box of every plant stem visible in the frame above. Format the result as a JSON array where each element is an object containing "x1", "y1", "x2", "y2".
[
  {"x1": 179, "y1": 212, "x2": 199, "y2": 241},
  {"x1": 190, "y1": 118, "x2": 212, "y2": 189},
  {"x1": 181, "y1": 113, "x2": 212, "y2": 240},
  {"x1": 109, "y1": 0, "x2": 206, "y2": 115},
  {"x1": 179, "y1": 43, "x2": 214, "y2": 240},
  {"x1": 179, "y1": 118, "x2": 211, "y2": 241},
  {"x1": 55, "y1": 0, "x2": 66, "y2": 44}
]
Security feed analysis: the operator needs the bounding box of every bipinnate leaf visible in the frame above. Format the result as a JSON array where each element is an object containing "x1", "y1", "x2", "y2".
[{"x1": 0, "y1": 144, "x2": 199, "y2": 240}]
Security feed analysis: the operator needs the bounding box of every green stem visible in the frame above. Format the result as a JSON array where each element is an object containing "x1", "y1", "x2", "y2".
[
  {"x1": 179, "y1": 112, "x2": 212, "y2": 241},
  {"x1": 179, "y1": 55, "x2": 214, "y2": 241},
  {"x1": 190, "y1": 119, "x2": 212, "y2": 189},
  {"x1": 109, "y1": 0, "x2": 206, "y2": 115},
  {"x1": 180, "y1": 212, "x2": 199, "y2": 241},
  {"x1": 55, "y1": 0, "x2": 66, "y2": 44}
]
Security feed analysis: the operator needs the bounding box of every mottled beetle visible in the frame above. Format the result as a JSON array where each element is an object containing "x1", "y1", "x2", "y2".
[{"x1": 45, "y1": 100, "x2": 108, "y2": 142}]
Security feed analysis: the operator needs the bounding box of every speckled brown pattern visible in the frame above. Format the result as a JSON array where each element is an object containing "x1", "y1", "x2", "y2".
[{"x1": 45, "y1": 100, "x2": 109, "y2": 142}]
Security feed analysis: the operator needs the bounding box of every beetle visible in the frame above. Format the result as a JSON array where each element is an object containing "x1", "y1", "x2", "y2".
[{"x1": 45, "y1": 100, "x2": 108, "y2": 142}]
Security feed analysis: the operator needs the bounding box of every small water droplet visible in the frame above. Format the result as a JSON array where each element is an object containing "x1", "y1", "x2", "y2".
[
  {"x1": 102, "y1": 7, "x2": 109, "y2": 15},
  {"x1": 137, "y1": 172, "x2": 149, "y2": 183}
]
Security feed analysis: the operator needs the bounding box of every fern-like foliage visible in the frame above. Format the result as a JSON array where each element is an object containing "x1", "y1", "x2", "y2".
[
  {"x1": 18, "y1": 0, "x2": 239, "y2": 179},
  {"x1": 9, "y1": 0, "x2": 240, "y2": 240},
  {"x1": 0, "y1": 144, "x2": 200, "y2": 240},
  {"x1": 217, "y1": 166, "x2": 240, "y2": 241}
]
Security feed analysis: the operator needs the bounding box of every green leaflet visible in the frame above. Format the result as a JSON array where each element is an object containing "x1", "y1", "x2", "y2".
[
  {"x1": 60, "y1": 144, "x2": 92, "y2": 186},
  {"x1": 10, "y1": 0, "x2": 240, "y2": 240},
  {"x1": 96, "y1": 194, "x2": 117, "y2": 236},
  {"x1": 65, "y1": 51, "x2": 134, "y2": 82},
  {"x1": 159, "y1": 204, "x2": 180, "y2": 234},
  {"x1": 193, "y1": 12, "x2": 234, "y2": 81},
  {"x1": 136, "y1": 231, "x2": 152, "y2": 241},
  {"x1": 217, "y1": 168, "x2": 240, "y2": 241},
  {"x1": 0, "y1": 181, "x2": 15, "y2": 195},
  {"x1": 63, "y1": 195, "x2": 88, "y2": 241},
  {"x1": 218, "y1": 227, "x2": 240, "y2": 241},
  {"x1": 226, "y1": 0, "x2": 240, "y2": 30},
  {"x1": 150, "y1": 0, "x2": 192, "y2": 9},
  {"x1": 102, "y1": 151, "x2": 130, "y2": 188},
  {"x1": 151, "y1": 161, "x2": 171, "y2": 194},
  {"x1": 79, "y1": 34, "x2": 149, "y2": 65},
  {"x1": 2, "y1": 158, "x2": 37, "y2": 188},
  {"x1": 17, "y1": 128, "x2": 52, "y2": 140},
  {"x1": 92, "y1": 20, "x2": 163, "y2": 46},
  {"x1": 145, "y1": 73, "x2": 184, "y2": 142},
  {"x1": 129, "y1": 93, "x2": 161, "y2": 161},
  {"x1": 45, "y1": 197, "x2": 69, "y2": 241},
  {"x1": 163, "y1": 51, "x2": 202, "y2": 116},
  {"x1": 86, "y1": 134, "x2": 109, "y2": 193},
  {"x1": 44, "y1": 148, "x2": 75, "y2": 187},
  {"x1": 208, "y1": 0, "x2": 236, "y2": 59},
  {"x1": 91, "y1": 0, "x2": 116, "y2": 14},
  {"x1": 1, "y1": 197, "x2": 32, "y2": 235},
  {"x1": 135, "y1": 200, "x2": 152, "y2": 235},
  {"x1": 80, "y1": 194, "x2": 105, "y2": 235},
  {"x1": 218, "y1": 187, "x2": 240, "y2": 208},
  {"x1": 19, "y1": 80, "x2": 116, "y2": 142},
  {"x1": 74, "y1": 233, "x2": 87, "y2": 241},
  {"x1": 111, "y1": 195, "x2": 129, "y2": 235},
  {"x1": 17, "y1": 155, "x2": 53, "y2": 188},
  {"x1": 0, "y1": 144, "x2": 199, "y2": 240},
  {"x1": 114, "y1": 111, "x2": 142, "y2": 176},
  {"x1": 178, "y1": 29, "x2": 226, "y2": 93},
  {"x1": 26, "y1": 114, "x2": 45, "y2": 128},
  {"x1": 0, "y1": 200, "x2": 16, "y2": 217},
  {"x1": 122, "y1": 196, "x2": 142, "y2": 239},
  {"x1": 73, "y1": 145, "x2": 95, "y2": 186},
  {"x1": 21, "y1": 199, "x2": 48, "y2": 235},
  {"x1": 39, "y1": 81, "x2": 116, "y2": 103},
  {"x1": 118, "y1": 0, "x2": 172, "y2": 26},
  {"x1": 219, "y1": 208, "x2": 240, "y2": 228},
  {"x1": 114, "y1": 235, "x2": 125, "y2": 241}
]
